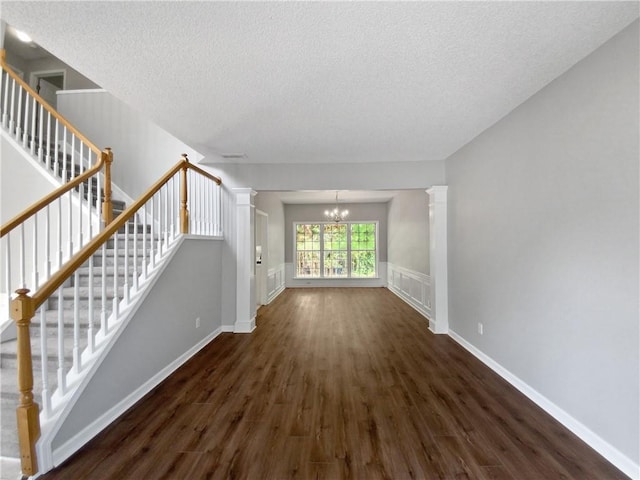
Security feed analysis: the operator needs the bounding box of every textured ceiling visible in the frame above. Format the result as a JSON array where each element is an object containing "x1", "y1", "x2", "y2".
[{"x1": 1, "y1": 2, "x2": 638, "y2": 165}]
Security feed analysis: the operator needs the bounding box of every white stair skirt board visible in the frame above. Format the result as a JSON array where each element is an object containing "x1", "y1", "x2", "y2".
[
  {"x1": 448, "y1": 330, "x2": 640, "y2": 480},
  {"x1": 35, "y1": 236, "x2": 187, "y2": 473},
  {"x1": 53, "y1": 326, "x2": 223, "y2": 467}
]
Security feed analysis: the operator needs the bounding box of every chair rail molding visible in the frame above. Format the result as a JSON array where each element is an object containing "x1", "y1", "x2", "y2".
[
  {"x1": 426, "y1": 186, "x2": 449, "y2": 334},
  {"x1": 233, "y1": 188, "x2": 257, "y2": 333}
]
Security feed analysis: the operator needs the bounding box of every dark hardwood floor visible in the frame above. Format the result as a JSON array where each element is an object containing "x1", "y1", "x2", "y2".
[{"x1": 41, "y1": 288, "x2": 627, "y2": 479}]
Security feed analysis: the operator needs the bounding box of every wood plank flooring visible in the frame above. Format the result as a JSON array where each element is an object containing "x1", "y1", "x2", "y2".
[{"x1": 41, "y1": 288, "x2": 627, "y2": 479}]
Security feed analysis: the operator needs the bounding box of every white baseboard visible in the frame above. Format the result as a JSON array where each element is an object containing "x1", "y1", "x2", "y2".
[
  {"x1": 221, "y1": 324, "x2": 235, "y2": 332},
  {"x1": 448, "y1": 330, "x2": 639, "y2": 480},
  {"x1": 52, "y1": 327, "x2": 223, "y2": 467}
]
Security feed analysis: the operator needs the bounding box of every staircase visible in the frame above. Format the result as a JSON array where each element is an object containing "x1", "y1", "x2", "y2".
[
  {"x1": 1, "y1": 51, "x2": 223, "y2": 477},
  {"x1": 0, "y1": 137, "x2": 128, "y2": 458},
  {"x1": 1, "y1": 224, "x2": 151, "y2": 459}
]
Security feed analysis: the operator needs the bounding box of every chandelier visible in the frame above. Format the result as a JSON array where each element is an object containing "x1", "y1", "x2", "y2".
[{"x1": 325, "y1": 191, "x2": 349, "y2": 223}]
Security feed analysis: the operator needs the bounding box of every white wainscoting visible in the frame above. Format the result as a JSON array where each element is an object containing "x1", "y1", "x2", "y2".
[
  {"x1": 387, "y1": 263, "x2": 432, "y2": 321},
  {"x1": 285, "y1": 262, "x2": 388, "y2": 288},
  {"x1": 267, "y1": 264, "x2": 286, "y2": 303}
]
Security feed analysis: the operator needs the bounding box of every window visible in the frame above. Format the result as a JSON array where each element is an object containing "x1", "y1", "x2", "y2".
[{"x1": 294, "y1": 222, "x2": 377, "y2": 278}]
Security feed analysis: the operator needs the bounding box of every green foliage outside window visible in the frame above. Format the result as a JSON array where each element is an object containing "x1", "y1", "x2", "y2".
[{"x1": 295, "y1": 222, "x2": 376, "y2": 278}]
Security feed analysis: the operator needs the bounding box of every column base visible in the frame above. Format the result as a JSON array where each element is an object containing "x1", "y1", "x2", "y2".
[{"x1": 233, "y1": 317, "x2": 256, "y2": 334}]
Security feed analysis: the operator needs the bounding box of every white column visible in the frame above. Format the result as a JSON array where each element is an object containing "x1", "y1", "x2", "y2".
[
  {"x1": 0, "y1": 21, "x2": 6, "y2": 49},
  {"x1": 233, "y1": 188, "x2": 257, "y2": 333},
  {"x1": 427, "y1": 186, "x2": 449, "y2": 334}
]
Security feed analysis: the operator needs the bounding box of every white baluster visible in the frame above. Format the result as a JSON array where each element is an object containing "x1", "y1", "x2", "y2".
[
  {"x1": 124, "y1": 221, "x2": 130, "y2": 304},
  {"x1": 113, "y1": 233, "x2": 119, "y2": 317},
  {"x1": 133, "y1": 212, "x2": 139, "y2": 291},
  {"x1": 73, "y1": 271, "x2": 81, "y2": 373},
  {"x1": 16, "y1": 83, "x2": 23, "y2": 141},
  {"x1": 169, "y1": 177, "x2": 175, "y2": 240},
  {"x1": 142, "y1": 204, "x2": 148, "y2": 279},
  {"x1": 78, "y1": 144, "x2": 84, "y2": 249},
  {"x1": 62, "y1": 126, "x2": 68, "y2": 181},
  {"x1": 88, "y1": 255, "x2": 95, "y2": 354},
  {"x1": 150, "y1": 197, "x2": 156, "y2": 269},
  {"x1": 32, "y1": 213, "x2": 38, "y2": 289},
  {"x1": 38, "y1": 103, "x2": 43, "y2": 161},
  {"x1": 57, "y1": 197, "x2": 63, "y2": 270},
  {"x1": 45, "y1": 204, "x2": 51, "y2": 281},
  {"x1": 39, "y1": 308, "x2": 51, "y2": 418},
  {"x1": 97, "y1": 168, "x2": 102, "y2": 232},
  {"x1": 54, "y1": 118, "x2": 60, "y2": 177},
  {"x1": 68, "y1": 190, "x2": 74, "y2": 258},
  {"x1": 207, "y1": 178, "x2": 212, "y2": 235},
  {"x1": 22, "y1": 93, "x2": 29, "y2": 149},
  {"x1": 46, "y1": 111, "x2": 52, "y2": 170},
  {"x1": 19, "y1": 223, "x2": 25, "y2": 288},
  {"x1": 71, "y1": 135, "x2": 76, "y2": 180},
  {"x1": 2, "y1": 71, "x2": 8, "y2": 127},
  {"x1": 57, "y1": 286, "x2": 66, "y2": 395},
  {"x1": 100, "y1": 243, "x2": 108, "y2": 335},
  {"x1": 9, "y1": 77, "x2": 15, "y2": 132},
  {"x1": 201, "y1": 175, "x2": 205, "y2": 235},
  {"x1": 156, "y1": 194, "x2": 162, "y2": 258},
  {"x1": 30, "y1": 95, "x2": 36, "y2": 154},
  {"x1": 163, "y1": 184, "x2": 169, "y2": 248}
]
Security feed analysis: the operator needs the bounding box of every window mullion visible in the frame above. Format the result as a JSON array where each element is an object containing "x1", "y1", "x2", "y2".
[
  {"x1": 320, "y1": 223, "x2": 325, "y2": 278},
  {"x1": 347, "y1": 222, "x2": 352, "y2": 278}
]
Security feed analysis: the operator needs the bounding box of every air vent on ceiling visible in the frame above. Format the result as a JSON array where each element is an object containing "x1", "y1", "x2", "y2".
[{"x1": 221, "y1": 153, "x2": 247, "y2": 160}]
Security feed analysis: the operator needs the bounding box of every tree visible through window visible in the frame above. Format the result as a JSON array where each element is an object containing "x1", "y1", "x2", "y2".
[{"x1": 295, "y1": 222, "x2": 377, "y2": 278}]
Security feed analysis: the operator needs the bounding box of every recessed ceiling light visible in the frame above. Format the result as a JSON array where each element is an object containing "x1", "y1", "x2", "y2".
[{"x1": 15, "y1": 30, "x2": 32, "y2": 43}]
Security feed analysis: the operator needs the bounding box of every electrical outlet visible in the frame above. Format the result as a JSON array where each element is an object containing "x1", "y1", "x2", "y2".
[
  {"x1": 478, "y1": 323, "x2": 483, "y2": 335},
  {"x1": 195, "y1": 317, "x2": 201, "y2": 328}
]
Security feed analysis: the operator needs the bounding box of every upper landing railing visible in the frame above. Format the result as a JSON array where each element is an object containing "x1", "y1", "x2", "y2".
[{"x1": 0, "y1": 49, "x2": 114, "y2": 319}]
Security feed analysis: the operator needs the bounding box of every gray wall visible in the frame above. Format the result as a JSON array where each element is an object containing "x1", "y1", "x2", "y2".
[
  {"x1": 4, "y1": 49, "x2": 99, "y2": 90},
  {"x1": 53, "y1": 238, "x2": 223, "y2": 449},
  {"x1": 445, "y1": 20, "x2": 639, "y2": 465},
  {"x1": 57, "y1": 90, "x2": 203, "y2": 199},
  {"x1": 1, "y1": 134, "x2": 56, "y2": 222},
  {"x1": 387, "y1": 190, "x2": 429, "y2": 275},
  {"x1": 284, "y1": 202, "x2": 388, "y2": 264},
  {"x1": 255, "y1": 192, "x2": 285, "y2": 269}
]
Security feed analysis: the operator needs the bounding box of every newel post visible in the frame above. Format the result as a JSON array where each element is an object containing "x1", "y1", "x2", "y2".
[
  {"x1": 102, "y1": 147, "x2": 114, "y2": 226},
  {"x1": 11, "y1": 288, "x2": 41, "y2": 476},
  {"x1": 180, "y1": 154, "x2": 190, "y2": 234}
]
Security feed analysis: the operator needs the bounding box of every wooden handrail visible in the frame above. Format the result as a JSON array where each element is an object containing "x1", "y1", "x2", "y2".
[
  {"x1": 0, "y1": 49, "x2": 101, "y2": 155},
  {"x1": 0, "y1": 149, "x2": 110, "y2": 237},
  {"x1": 10, "y1": 155, "x2": 221, "y2": 476},
  {"x1": 183, "y1": 154, "x2": 222, "y2": 185},
  {"x1": 31, "y1": 156, "x2": 220, "y2": 307}
]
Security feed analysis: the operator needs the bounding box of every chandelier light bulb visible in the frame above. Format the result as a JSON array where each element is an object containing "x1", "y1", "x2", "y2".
[{"x1": 324, "y1": 192, "x2": 348, "y2": 223}]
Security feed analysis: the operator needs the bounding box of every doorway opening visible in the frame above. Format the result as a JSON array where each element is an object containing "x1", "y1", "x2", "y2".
[{"x1": 30, "y1": 69, "x2": 65, "y2": 109}]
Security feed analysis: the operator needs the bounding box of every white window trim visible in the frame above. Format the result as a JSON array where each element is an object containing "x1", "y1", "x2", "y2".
[{"x1": 293, "y1": 221, "x2": 379, "y2": 279}]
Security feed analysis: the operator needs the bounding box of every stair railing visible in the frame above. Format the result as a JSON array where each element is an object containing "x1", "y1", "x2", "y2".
[
  {"x1": 9, "y1": 154, "x2": 221, "y2": 476},
  {"x1": 0, "y1": 49, "x2": 114, "y2": 322}
]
